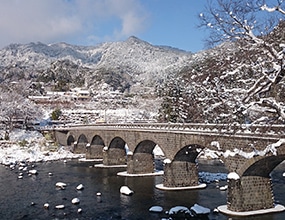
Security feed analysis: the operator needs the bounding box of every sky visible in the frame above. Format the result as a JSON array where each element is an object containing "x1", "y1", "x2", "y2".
[{"x1": 0, "y1": 0, "x2": 209, "y2": 52}]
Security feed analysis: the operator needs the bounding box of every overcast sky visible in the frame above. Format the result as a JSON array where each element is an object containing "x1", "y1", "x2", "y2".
[{"x1": 0, "y1": 0, "x2": 208, "y2": 52}]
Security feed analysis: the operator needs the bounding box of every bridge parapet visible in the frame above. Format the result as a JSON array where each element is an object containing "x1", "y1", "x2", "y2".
[{"x1": 53, "y1": 123, "x2": 285, "y2": 138}]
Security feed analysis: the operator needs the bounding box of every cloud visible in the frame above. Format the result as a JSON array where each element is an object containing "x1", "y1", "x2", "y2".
[{"x1": 0, "y1": 0, "x2": 149, "y2": 48}]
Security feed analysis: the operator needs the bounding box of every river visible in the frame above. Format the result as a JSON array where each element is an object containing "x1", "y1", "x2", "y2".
[{"x1": 0, "y1": 159, "x2": 285, "y2": 220}]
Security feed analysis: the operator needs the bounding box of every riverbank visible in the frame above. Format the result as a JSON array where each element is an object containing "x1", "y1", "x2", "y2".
[{"x1": 0, "y1": 129, "x2": 83, "y2": 165}]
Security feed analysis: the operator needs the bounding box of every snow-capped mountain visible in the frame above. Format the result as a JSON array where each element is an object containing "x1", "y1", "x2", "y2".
[{"x1": 0, "y1": 36, "x2": 193, "y2": 87}]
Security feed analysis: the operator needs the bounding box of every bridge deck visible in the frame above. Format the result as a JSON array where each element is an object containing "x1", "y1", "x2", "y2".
[{"x1": 51, "y1": 123, "x2": 285, "y2": 139}]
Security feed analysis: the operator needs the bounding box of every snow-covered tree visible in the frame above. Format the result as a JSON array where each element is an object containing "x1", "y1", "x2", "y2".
[
  {"x1": 197, "y1": 0, "x2": 285, "y2": 124},
  {"x1": 0, "y1": 83, "x2": 43, "y2": 139}
]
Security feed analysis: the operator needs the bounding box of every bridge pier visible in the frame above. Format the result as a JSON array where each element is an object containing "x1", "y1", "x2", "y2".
[
  {"x1": 163, "y1": 161, "x2": 199, "y2": 187},
  {"x1": 86, "y1": 144, "x2": 103, "y2": 159},
  {"x1": 73, "y1": 142, "x2": 87, "y2": 154},
  {"x1": 227, "y1": 175, "x2": 274, "y2": 212},
  {"x1": 127, "y1": 153, "x2": 154, "y2": 174},
  {"x1": 103, "y1": 148, "x2": 126, "y2": 166}
]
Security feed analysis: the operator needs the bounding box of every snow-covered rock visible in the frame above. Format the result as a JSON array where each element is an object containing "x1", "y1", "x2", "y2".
[
  {"x1": 190, "y1": 204, "x2": 210, "y2": 215},
  {"x1": 71, "y1": 198, "x2": 80, "y2": 204},
  {"x1": 149, "y1": 206, "x2": 163, "y2": 213},
  {"x1": 43, "y1": 203, "x2": 49, "y2": 209},
  {"x1": 219, "y1": 185, "x2": 228, "y2": 191},
  {"x1": 168, "y1": 206, "x2": 191, "y2": 215},
  {"x1": 120, "y1": 186, "x2": 134, "y2": 195},
  {"x1": 55, "y1": 182, "x2": 67, "y2": 189},
  {"x1": 55, "y1": 204, "x2": 65, "y2": 209},
  {"x1": 76, "y1": 184, "x2": 84, "y2": 190},
  {"x1": 28, "y1": 169, "x2": 38, "y2": 175}
]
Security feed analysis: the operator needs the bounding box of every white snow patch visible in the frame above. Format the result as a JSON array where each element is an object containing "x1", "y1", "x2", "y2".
[
  {"x1": 211, "y1": 141, "x2": 221, "y2": 150},
  {"x1": 149, "y1": 206, "x2": 163, "y2": 213},
  {"x1": 190, "y1": 204, "x2": 210, "y2": 215},
  {"x1": 127, "y1": 151, "x2": 133, "y2": 156},
  {"x1": 120, "y1": 186, "x2": 134, "y2": 195},
  {"x1": 163, "y1": 158, "x2": 172, "y2": 164},
  {"x1": 228, "y1": 172, "x2": 240, "y2": 180},
  {"x1": 71, "y1": 198, "x2": 80, "y2": 204},
  {"x1": 0, "y1": 129, "x2": 83, "y2": 166},
  {"x1": 222, "y1": 139, "x2": 285, "y2": 159},
  {"x1": 76, "y1": 184, "x2": 84, "y2": 190}
]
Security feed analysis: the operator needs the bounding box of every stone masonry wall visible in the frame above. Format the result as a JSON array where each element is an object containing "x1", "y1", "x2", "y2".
[
  {"x1": 74, "y1": 143, "x2": 86, "y2": 154},
  {"x1": 163, "y1": 161, "x2": 198, "y2": 187},
  {"x1": 127, "y1": 153, "x2": 154, "y2": 174},
  {"x1": 103, "y1": 148, "x2": 126, "y2": 166},
  {"x1": 86, "y1": 144, "x2": 103, "y2": 159},
  {"x1": 227, "y1": 176, "x2": 274, "y2": 212}
]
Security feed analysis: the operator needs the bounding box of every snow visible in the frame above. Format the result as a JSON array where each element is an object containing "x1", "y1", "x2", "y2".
[
  {"x1": 71, "y1": 198, "x2": 80, "y2": 204},
  {"x1": 190, "y1": 204, "x2": 210, "y2": 215},
  {"x1": 221, "y1": 139, "x2": 285, "y2": 159},
  {"x1": 127, "y1": 151, "x2": 133, "y2": 156},
  {"x1": 149, "y1": 206, "x2": 163, "y2": 213},
  {"x1": 211, "y1": 141, "x2": 221, "y2": 150},
  {"x1": 55, "y1": 204, "x2": 65, "y2": 209},
  {"x1": 163, "y1": 158, "x2": 172, "y2": 164},
  {"x1": 0, "y1": 129, "x2": 83, "y2": 166},
  {"x1": 76, "y1": 184, "x2": 84, "y2": 190},
  {"x1": 120, "y1": 186, "x2": 134, "y2": 195},
  {"x1": 228, "y1": 172, "x2": 240, "y2": 180},
  {"x1": 55, "y1": 182, "x2": 67, "y2": 189},
  {"x1": 200, "y1": 138, "x2": 285, "y2": 161},
  {"x1": 28, "y1": 169, "x2": 38, "y2": 175}
]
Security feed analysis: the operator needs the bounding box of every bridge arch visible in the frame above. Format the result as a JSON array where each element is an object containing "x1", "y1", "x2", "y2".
[
  {"x1": 134, "y1": 140, "x2": 157, "y2": 154},
  {"x1": 227, "y1": 147, "x2": 285, "y2": 212},
  {"x1": 67, "y1": 135, "x2": 75, "y2": 146},
  {"x1": 163, "y1": 144, "x2": 204, "y2": 188},
  {"x1": 91, "y1": 135, "x2": 104, "y2": 145},
  {"x1": 241, "y1": 155, "x2": 285, "y2": 178},
  {"x1": 173, "y1": 144, "x2": 203, "y2": 163},
  {"x1": 127, "y1": 140, "x2": 165, "y2": 174},
  {"x1": 86, "y1": 135, "x2": 105, "y2": 159},
  {"x1": 109, "y1": 136, "x2": 126, "y2": 150},
  {"x1": 103, "y1": 136, "x2": 127, "y2": 166},
  {"x1": 75, "y1": 134, "x2": 88, "y2": 154}
]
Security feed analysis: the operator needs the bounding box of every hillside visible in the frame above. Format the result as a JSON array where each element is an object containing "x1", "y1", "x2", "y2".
[
  {"x1": 0, "y1": 27, "x2": 284, "y2": 126},
  {"x1": 0, "y1": 36, "x2": 195, "y2": 124},
  {"x1": 0, "y1": 36, "x2": 193, "y2": 89}
]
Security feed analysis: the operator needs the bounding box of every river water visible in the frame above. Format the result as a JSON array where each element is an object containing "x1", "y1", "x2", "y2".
[{"x1": 0, "y1": 159, "x2": 285, "y2": 220}]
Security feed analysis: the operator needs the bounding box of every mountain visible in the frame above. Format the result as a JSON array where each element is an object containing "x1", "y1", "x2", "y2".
[
  {"x1": 1, "y1": 28, "x2": 283, "y2": 126},
  {"x1": 0, "y1": 36, "x2": 193, "y2": 89},
  {"x1": 0, "y1": 36, "x2": 197, "y2": 124}
]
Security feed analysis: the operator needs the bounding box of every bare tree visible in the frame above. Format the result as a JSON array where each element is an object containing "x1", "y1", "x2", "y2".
[
  {"x1": 199, "y1": 0, "x2": 285, "y2": 124},
  {"x1": 0, "y1": 83, "x2": 43, "y2": 139}
]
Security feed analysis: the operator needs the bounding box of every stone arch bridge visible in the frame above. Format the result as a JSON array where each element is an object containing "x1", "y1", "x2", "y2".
[{"x1": 52, "y1": 123, "x2": 285, "y2": 213}]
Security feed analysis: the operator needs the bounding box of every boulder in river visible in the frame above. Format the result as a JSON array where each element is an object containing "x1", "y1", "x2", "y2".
[
  {"x1": 120, "y1": 186, "x2": 134, "y2": 196},
  {"x1": 72, "y1": 198, "x2": 80, "y2": 204}
]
